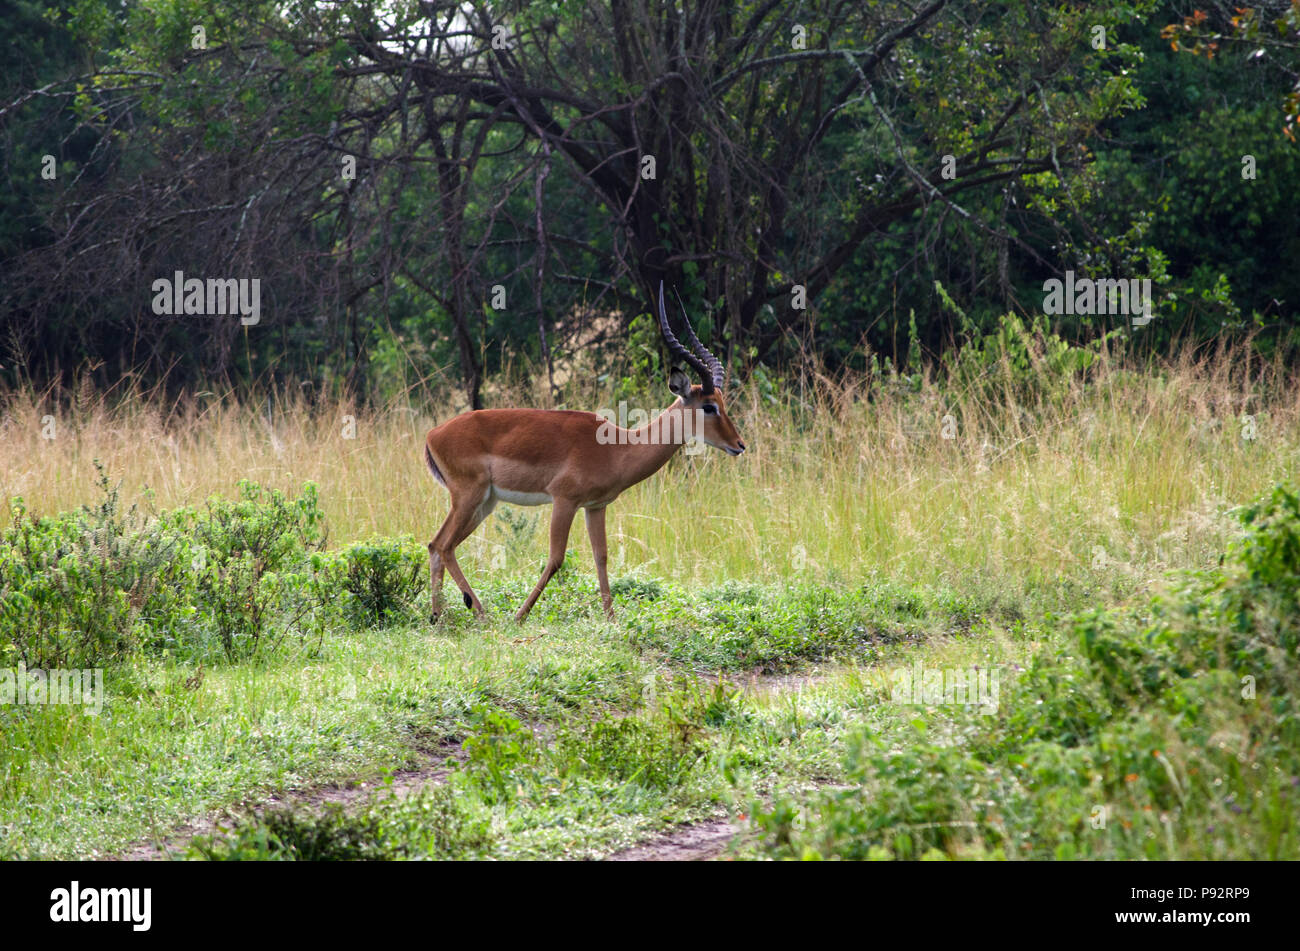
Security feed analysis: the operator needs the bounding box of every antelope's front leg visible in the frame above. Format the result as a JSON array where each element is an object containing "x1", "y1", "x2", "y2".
[
  {"x1": 585, "y1": 506, "x2": 615, "y2": 620},
  {"x1": 515, "y1": 499, "x2": 577, "y2": 623}
]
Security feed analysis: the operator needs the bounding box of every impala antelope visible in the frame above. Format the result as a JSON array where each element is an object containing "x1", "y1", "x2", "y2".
[{"x1": 423, "y1": 283, "x2": 745, "y2": 623}]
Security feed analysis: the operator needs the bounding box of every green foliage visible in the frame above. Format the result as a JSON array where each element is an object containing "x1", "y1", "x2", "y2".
[
  {"x1": 189, "y1": 784, "x2": 493, "y2": 860},
  {"x1": 8, "y1": 472, "x2": 999, "y2": 674},
  {"x1": 554, "y1": 681, "x2": 729, "y2": 790},
  {"x1": 945, "y1": 313, "x2": 1106, "y2": 407},
  {"x1": 190, "y1": 480, "x2": 326, "y2": 569},
  {"x1": 19, "y1": 0, "x2": 1281, "y2": 402},
  {"x1": 609, "y1": 576, "x2": 663, "y2": 601},
  {"x1": 555, "y1": 715, "x2": 703, "y2": 791},
  {"x1": 320, "y1": 537, "x2": 426, "y2": 628},
  {"x1": 192, "y1": 804, "x2": 391, "y2": 861},
  {"x1": 624, "y1": 579, "x2": 1005, "y2": 672},
  {"x1": 461, "y1": 706, "x2": 535, "y2": 804},
  {"x1": 190, "y1": 680, "x2": 731, "y2": 861},
  {"x1": 6, "y1": 458, "x2": 1298, "y2": 861},
  {"x1": 0, "y1": 471, "x2": 333, "y2": 667},
  {"x1": 752, "y1": 727, "x2": 1015, "y2": 861},
  {"x1": 0, "y1": 465, "x2": 195, "y2": 668},
  {"x1": 755, "y1": 481, "x2": 1300, "y2": 859},
  {"x1": 164, "y1": 480, "x2": 329, "y2": 662}
]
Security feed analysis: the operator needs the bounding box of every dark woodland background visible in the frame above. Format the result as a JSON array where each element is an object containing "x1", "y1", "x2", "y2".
[{"x1": 2, "y1": 0, "x2": 1298, "y2": 407}]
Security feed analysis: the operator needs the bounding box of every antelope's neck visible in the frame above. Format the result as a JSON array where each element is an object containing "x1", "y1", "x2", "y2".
[{"x1": 614, "y1": 402, "x2": 691, "y2": 486}]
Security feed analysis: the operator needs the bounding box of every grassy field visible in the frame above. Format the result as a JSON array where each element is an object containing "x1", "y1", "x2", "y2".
[
  {"x1": 7, "y1": 337, "x2": 1295, "y2": 601},
  {"x1": 2, "y1": 332, "x2": 1298, "y2": 859}
]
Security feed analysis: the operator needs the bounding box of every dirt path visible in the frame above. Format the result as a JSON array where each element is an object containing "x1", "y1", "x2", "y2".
[
  {"x1": 118, "y1": 741, "x2": 463, "y2": 861},
  {"x1": 727, "y1": 670, "x2": 828, "y2": 695},
  {"x1": 606, "y1": 818, "x2": 740, "y2": 861},
  {"x1": 600, "y1": 672, "x2": 834, "y2": 860},
  {"x1": 117, "y1": 668, "x2": 837, "y2": 861}
]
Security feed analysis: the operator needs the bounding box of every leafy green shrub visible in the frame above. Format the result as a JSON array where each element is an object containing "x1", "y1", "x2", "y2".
[
  {"x1": 192, "y1": 804, "x2": 391, "y2": 860},
  {"x1": 194, "y1": 553, "x2": 330, "y2": 662},
  {"x1": 190, "y1": 480, "x2": 327, "y2": 568},
  {"x1": 609, "y1": 576, "x2": 663, "y2": 601},
  {"x1": 0, "y1": 468, "x2": 198, "y2": 668},
  {"x1": 461, "y1": 706, "x2": 535, "y2": 804},
  {"x1": 752, "y1": 724, "x2": 1019, "y2": 860},
  {"x1": 330, "y1": 537, "x2": 425, "y2": 628},
  {"x1": 189, "y1": 784, "x2": 493, "y2": 860},
  {"x1": 548, "y1": 679, "x2": 728, "y2": 796},
  {"x1": 0, "y1": 472, "x2": 331, "y2": 667},
  {"x1": 1193, "y1": 483, "x2": 1300, "y2": 674},
  {"x1": 165, "y1": 481, "x2": 328, "y2": 661}
]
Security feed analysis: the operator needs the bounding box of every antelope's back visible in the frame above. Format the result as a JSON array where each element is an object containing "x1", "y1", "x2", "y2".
[{"x1": 425, "y1": 408, "x2": 603, "y2": 489}]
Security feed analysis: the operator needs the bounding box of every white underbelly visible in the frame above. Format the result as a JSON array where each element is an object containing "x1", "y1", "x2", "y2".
[{"x1": 491, "y1": 487, "x2": 552, "y2": 506}]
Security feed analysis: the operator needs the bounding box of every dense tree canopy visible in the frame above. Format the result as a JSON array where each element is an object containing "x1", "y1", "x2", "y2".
[{"x1": 1, "y1": 1, "x2": 1297, "y2": 404}]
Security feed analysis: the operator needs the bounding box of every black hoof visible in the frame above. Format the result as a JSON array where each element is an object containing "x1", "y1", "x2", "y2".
[{"x1": 463, "y1": 592, "x2": 473, "y2": 609}]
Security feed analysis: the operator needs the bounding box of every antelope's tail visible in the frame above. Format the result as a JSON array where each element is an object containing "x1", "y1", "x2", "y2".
[{"x1": 424, "y1": 444, "x2": 446, "y2": 486}]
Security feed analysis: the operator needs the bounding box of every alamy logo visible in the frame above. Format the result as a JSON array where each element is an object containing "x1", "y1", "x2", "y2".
[
  {"x1": 1, "y1": 664, "x2": 103, "y2": 715},
  {"x1": 151, "y1": 271, "x2": 260, "y2": 325},
  {"x1": 595, "y1": 402, "x2": 706, "y2": 455},
  {"x1": 1042, "y1": 270, "x2": 1153, "y2": 328},
  {"x1": 890, "y1": 661, "x2": 1000, "y2": 714},
  {"x1": 50, "y1": 882, "x2": 151, "y2": 931}
]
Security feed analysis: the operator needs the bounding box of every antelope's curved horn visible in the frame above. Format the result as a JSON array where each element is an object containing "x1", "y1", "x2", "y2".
[
  {"x1": 657, "y1": 282, "x2": 714, "y2": 393},
  {"x1": 673, "y1": 287, "x2": 725, "y2": 391}
]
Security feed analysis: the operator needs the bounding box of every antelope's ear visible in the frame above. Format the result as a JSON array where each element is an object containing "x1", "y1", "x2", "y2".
[{"x1": 668, "y1": 367, "x2": 692, "y2": 397}]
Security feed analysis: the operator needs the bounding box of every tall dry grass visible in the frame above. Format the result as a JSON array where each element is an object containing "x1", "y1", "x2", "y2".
[{"x1": 3, "y1": 339, "x2": 1296, "y2": 611}]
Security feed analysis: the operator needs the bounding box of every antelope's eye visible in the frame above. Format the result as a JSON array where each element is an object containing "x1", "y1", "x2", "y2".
[{"x1": 702, "y1": 403, "x2": 718, "y2": 415}]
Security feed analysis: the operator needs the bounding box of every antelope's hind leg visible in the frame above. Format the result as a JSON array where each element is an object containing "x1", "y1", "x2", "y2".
[
  {"x1": 428, "y1": 540, "x2": 445, "y2": 623},
  {"x1": 429, "y1": 488, "x2": 494, "y2": 622}
]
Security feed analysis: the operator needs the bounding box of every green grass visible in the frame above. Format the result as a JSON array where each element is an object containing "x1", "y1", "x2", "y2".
[
  {"x1": 3, "y1": 507, "x2": 1296, "y2": 860},
  {"x1": 111, "y1": 485, "x2": 1300, "y2": 861},
  {"x1": 742, "y1": 486, "x2": 1300, "y2": 860},
  {"x1": 2, "y1": 336, "x2": 1298, "y2": 860},
  {"x1": 0, "y1": 604, "x2": 647, "y2": 858},
  {"x1": 2, "y1": 565, "x2": 975, "y2": 859},
  {"x1": 172, "y1": 622, "x2": 1035, "y2": 861}
]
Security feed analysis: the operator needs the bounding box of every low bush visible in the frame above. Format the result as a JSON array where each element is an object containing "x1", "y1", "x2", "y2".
[
  {"x1": 0, "y1": 470, "x2": 336, "y2": 667},
  {"x1": 189, "y1": 784, "x2": 493, "y2": 860},
  {"x1": 328, "y1": 537, "x2": 426, "y2": 628}
]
